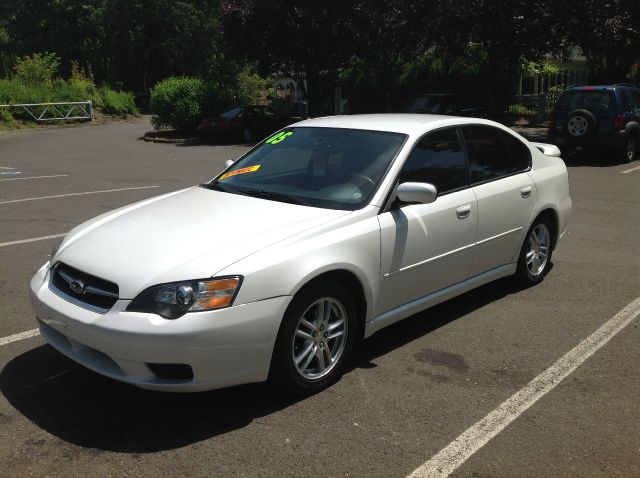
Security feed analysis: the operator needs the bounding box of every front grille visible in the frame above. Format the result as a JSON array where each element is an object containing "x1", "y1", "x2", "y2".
[{"x1": 49, "y1": 262, "x2": 119, "y2": 313}]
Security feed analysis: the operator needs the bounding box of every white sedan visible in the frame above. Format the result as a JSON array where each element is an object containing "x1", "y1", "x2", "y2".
[{"x1": 30, "y1": 114, "x2": 572, "y2": 394}]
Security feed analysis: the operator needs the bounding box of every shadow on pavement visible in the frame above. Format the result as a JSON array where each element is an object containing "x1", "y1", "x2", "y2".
[
  {"x1": 1, "y1": 275, "x2": 528, "y2": 453},
  {"x1": 561, "y1": 149, "x2": 630, "y2": 168}
]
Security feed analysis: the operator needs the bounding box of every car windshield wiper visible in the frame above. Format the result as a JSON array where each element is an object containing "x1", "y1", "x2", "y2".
[
  {"x1": 236, "y1": 188, "x2": 305, "y2": 205},
  {"x1": 204, "y1": 182, "x2": 230, "y2": 192}
]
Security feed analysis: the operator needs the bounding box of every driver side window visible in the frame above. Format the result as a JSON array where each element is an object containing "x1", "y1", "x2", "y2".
[{"x1": 398, "y1": 128, "x2": 468, "y2": 195}]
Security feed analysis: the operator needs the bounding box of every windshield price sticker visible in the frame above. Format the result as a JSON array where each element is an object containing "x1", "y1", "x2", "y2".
[
  {"x1": 265, "y1": 131, "x2": 294, "y2": 144},
  {"x1": 219, "y1": 165, "x2": 261, "y2": 180}
]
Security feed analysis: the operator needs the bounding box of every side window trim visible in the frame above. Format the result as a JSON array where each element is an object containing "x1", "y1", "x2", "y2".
[
  {"x1": 459, "y1": 125, "x2": 532, "y2": 187},
  {"x1": 379, "y1": 125, "x2": 471, "y2": 213}
]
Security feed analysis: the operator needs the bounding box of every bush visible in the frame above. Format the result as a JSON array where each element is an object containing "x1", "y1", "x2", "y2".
[
  {"x1": 0, "y1": 107, "x2": 15, "y2": 125},
  {"x1": 237, "y1": 64, "x2": 271, "y2": 105},
  {"x1": 13, "y1": 52, "x2": 60, "y2": 87},
  {"x1": 507, "y1": 104, "x2": 534, "y2": 115},
  {"x1": 546, "y1": 85, "x2": 565, "y2": 112},
  {"x1": 99, "y1": 87, "x2": 137, "y2": 116},
  {"x1": 0, "y1": 78, "x2": 29, "y2": 104},
  {"x1": 150, "y1": 77, "x2": 206, "y2": 132}
]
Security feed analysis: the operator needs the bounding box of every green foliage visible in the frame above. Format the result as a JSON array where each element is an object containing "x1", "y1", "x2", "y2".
[
  {"x1": 0, "y1": 106, "x2": 14, "y2": 124},
  {"x1": 507, "y1": 104, "x2": 534, "y2": 115},
  {"x1": 237, "y1": 64, "x2": 271, "y2": 105},
  {"x1": 546, "y1": 85, "x2": 565, "y2": 111},
  {"x1": 150, "y1": 77, "x2": 206, "y2": 132},
  {"x1": 0, "y1": 53, "x2": 138, "y2": 120},
  {"x1": 13, "y1": 52, "x2": 60, "y2": 87},
  {"x1": 99, "y1": 87, "x2": 137, "y2": 116},
  {"x1": 523, "y1": 61, "x2": 561, "y2": 77}
]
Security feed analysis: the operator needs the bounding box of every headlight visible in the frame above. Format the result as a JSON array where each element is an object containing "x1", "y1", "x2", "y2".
[
  {"x1": 126, "y1": 276, "x2": 242, "y2": 319},
  {"x1": 50, "y1": 238, "x2": 63, "y2": 260}
]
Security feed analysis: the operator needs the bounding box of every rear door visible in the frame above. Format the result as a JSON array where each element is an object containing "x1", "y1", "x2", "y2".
[{"x1": 460, "y1": 125, "x2": 537, "y2": 277}]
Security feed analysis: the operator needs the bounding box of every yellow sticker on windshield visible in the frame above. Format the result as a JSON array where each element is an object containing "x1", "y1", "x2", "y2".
[{"x1": 219, "y1": 165, "x2": 261, "y2": 180}]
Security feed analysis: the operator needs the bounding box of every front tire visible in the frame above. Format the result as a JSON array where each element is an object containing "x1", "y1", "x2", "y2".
[
  {"x1": 515, "y1": 216, "x2": 554, "y2": 286},
  {"x1": 271, "y1": 282, "x2": 357, "y2": 395}
]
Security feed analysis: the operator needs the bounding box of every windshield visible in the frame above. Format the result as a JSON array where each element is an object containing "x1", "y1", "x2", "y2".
[
  {"x1": 221, "y1": 107, "x2": 242, "y2": 118},
  {"x1": 557, "y1": 90, "x2": 615, "y2": 112},
  {"x1": 207, "y1": 127, "x2": 407, "y2": 210}
]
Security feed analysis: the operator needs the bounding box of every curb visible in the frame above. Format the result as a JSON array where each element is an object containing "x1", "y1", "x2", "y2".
[{"x1": 142, "y1": 131, "x2": 203, "y2": 145}]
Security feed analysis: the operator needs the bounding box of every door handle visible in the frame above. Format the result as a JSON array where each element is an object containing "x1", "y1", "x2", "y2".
[
  {"x1": 520, "y1": 185, "x2": 533, "y2": 198},
  {"x1": 456, "y1": 204, "x2": 472, "y2": 219}
]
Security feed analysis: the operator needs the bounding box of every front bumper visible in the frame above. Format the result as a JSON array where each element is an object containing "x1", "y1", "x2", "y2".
[{"x1": 29, "y1": 263, "x2": 291, "y2": 392}]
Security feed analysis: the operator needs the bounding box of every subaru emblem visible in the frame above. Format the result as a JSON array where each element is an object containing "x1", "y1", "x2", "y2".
[{"x1": 70, "y1": 279, "x2": 85, "y2": 295}]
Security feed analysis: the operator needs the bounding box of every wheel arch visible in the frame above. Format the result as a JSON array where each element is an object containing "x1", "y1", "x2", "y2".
[
  {"x1": 287, "y1": 268, "x2": 369, "y2": 340},
  {"x1": 533, "y1": 207, "x2": 559, "y2": 250},
  {"x1": 626, "y1": 121, "x2": 639, "y2": 136}
]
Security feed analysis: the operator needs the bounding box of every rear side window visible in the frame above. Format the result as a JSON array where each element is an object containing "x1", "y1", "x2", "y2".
[
  {"x1": 399, "y1": 128, "x2": 467, "y2": 194},
  {"x1": 556, "y1": 90, "x2": 615, "y2": 112},
  {"x1": 461, "y1": 126, "x2": 528, "y2": 184},
  {"x1": 500, "y1": 132, "x2": 531, "y2": 172}
]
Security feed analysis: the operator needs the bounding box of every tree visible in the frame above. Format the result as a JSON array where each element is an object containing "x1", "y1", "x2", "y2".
[
  {"x1": 434, "y1": 0, "x2": 556, "y2": 111},
  {"x1": 0, "y1": 0, "x2": 222, "y2": 97},
  {"x1": 551, "y1": 0, "x2": 640, "y2": 82},
  {"x1": 343, "y1": 1, "x2": 434, "y2": 112},
  {"x1": 220, "y1": 0, "x2": 350, "y2": 116}
]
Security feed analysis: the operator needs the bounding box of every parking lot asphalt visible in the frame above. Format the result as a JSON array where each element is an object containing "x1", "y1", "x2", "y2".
[{"x1": 0, "y1": 119, "x2": 638, "y2": 477}]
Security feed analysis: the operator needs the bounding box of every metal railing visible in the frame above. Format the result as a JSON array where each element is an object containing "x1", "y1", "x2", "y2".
[{"x1": 0, "y1": 101, "x2": 93, "y2": 122}]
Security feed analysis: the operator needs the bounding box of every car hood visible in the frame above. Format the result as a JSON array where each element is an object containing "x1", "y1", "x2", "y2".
[{"x1": 55, "y1": 186, "x2": 350, "y2": 298}]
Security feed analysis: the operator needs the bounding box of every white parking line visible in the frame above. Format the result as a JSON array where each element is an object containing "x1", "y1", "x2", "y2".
[
  {"x1": 407, "y1": 297, "x2": 640, "y2": 478},
  {"x1": 620, "y1": 165, "x2": 640, "y2": 174},
  {"x1": 0, "y1": 185, "x2": 160, "y2": 205},
  {"x1": 0, "y1": 174, "x2": 68, "y2": 182},
  {"x1": 0, "y1": 233, "x2": 66, "y2": 248},
  {"x1": 0, "y1": 166, "x2": 16, "y2": 170},
  {"x1": 0, "y1": 328, "x2": 40, "y2": 346}
]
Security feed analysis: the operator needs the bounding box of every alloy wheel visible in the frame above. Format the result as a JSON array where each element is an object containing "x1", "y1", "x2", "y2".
[
  {"x1": 526, "y1": 223, "x2": 550, "y2": 277},
  {"x1": 292, "y1": 297, "x2": 348, "y2": 380}
]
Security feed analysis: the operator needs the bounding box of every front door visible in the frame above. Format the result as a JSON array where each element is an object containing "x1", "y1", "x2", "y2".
[{"x1": 377, "y1": 128, "x2": 477, "y2": 314}]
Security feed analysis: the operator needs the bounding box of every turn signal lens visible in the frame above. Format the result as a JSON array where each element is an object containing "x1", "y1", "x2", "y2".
[{"x1": 190, "y1": 278, "x2": 240, "y2": 311}]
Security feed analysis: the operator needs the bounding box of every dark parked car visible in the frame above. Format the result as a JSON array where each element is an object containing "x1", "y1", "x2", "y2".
[
  {"x1": 548, "y1": 84, "x2": 640, "y2": 162},
  {"x1": 403, "y1": 94, "x2": 486, "y2": 117},
  {"x1": 199, "y1": 106, "x2": 299, "y2": 142}
]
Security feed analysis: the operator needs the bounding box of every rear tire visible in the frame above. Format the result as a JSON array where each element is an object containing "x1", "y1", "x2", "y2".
[
  {"x1": 515, "y1": 216, "x2": 554, "y2": 286},
  {"x1": 271, "y1": 282, "x2": 357, "y2": 395}
]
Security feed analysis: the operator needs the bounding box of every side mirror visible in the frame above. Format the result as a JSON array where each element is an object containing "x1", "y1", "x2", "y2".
[
  {"x1": 224, "y1": 159, "x2": 235, "y2": 169},
  {"x1": 396, "y1": 182, "x2": 438, "y2": 205}
]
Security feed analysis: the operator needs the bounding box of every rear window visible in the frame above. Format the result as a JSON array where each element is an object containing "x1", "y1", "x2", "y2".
[{"x1": 556, "y1": 90, "x2": 616, "y2": 112}]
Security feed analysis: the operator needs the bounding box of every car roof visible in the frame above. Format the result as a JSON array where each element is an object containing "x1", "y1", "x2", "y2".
[
  {"x1": 291, "y1": 113, "x2": 515, "y2": 136},
  {"x1": 567, "y1": 84, "x2": 638, "y2": 91},
  {"x1": 293, "y1": 114, "x2": 465, "y2": 134}
]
